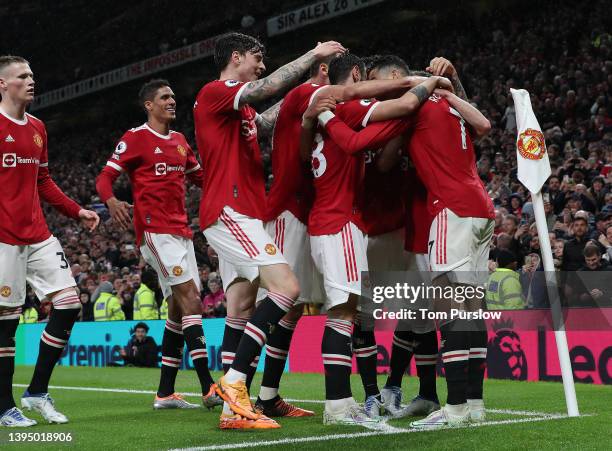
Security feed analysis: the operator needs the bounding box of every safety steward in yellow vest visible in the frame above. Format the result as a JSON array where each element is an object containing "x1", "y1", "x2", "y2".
[
  {"x1": 134, "y1": 269, "x2": 160, "y2": 320},
  {"x1": 94, "y1": 281, "x2": 126, "y2": 321}
]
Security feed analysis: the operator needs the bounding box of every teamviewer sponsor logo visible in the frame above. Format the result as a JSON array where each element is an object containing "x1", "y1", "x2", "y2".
[
  {"x1": 155, "y1": 162, "x2": 184, "y2": 176},
  {"x1": 2, "y1": 153, "x2": 16, "y2": 167},
  {"x1": 155, "y1": 162, "x2": 167, "y2": 175}
]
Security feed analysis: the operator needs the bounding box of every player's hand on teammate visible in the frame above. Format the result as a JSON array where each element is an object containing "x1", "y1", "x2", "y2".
[
  {"x1": 303, "y1": 95, "x2": 337, "y2": 122},
  {"x1": 107, "y1": 197, "x2": 133, "y2": 230},
  {"x1": 427, "y1": 57, "x2": 457, "y2": 77},
  {"x1": 78, "y1": 209, "x2": 100, "y2": 232},
  {"x1": 312, "y1": 41, "x2": 346, "y2": 59}
]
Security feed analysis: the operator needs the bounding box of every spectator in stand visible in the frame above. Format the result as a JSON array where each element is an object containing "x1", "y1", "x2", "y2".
[
  {"x1": 201, "y1": 276, "x2": 225, "y2": 318},
  {"x1": 120, "y1": 323, "x2": 158, "y2": 368},
  {"x1": 562, "y1": 213, "x2": 591, "y2": 270},
  {"x1": 79, "y1": 292, "x2": 94, "y2": 322}
]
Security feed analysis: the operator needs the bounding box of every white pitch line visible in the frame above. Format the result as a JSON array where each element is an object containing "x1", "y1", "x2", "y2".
[
  {"x1": 170, "y1": 414, "x2": 573, "y2": 451},
  {"x1": 13, "y1": 384, "x2": 560, "y2": 418}
]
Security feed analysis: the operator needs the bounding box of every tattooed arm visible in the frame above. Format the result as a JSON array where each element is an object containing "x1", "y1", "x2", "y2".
[
  {"x1": 427, "y1": 56, "x2": 468, "y2": 100},
  {"x1": 255, "y1": 99, "x2": 283, "y2": 137},
  {"x1": 238, "y1": 41, "x2": 345, "y2": 108},
  {"x1": 367, "y1": 76, "x2": 450, "y2": 122}
]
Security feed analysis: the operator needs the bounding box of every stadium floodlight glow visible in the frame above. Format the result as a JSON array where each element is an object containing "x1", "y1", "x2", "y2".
[{"x1": 511, "y1": 88, "x2": 580, "y2": 417}]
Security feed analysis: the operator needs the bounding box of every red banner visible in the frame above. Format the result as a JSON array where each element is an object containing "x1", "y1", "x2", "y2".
[{"x1": 288, "y1": 309, "x2": 612, "y2": 385}]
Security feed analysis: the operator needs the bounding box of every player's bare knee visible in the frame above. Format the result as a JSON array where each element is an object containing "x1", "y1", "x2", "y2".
[
  {"x1": 284, "y1": 303, "x2": 304, "y2": 323},
  {"x1": 327, "y1": 302, "x2": 356, "y2": 322}
]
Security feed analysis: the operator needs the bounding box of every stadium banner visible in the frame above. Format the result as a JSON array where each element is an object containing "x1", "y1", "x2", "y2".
[
  {"x1": 14, "y1": 319, "x2": 276, "y2": 373},
  {"x1": 30, "y1": 34, "x2": 226, "y2": 111},
  {"x1": 267, "y1": 0, "x2": 385, "y2": 37},
  {"x1": 288, "y1": 310, "x2": 612, "y2": 385}
]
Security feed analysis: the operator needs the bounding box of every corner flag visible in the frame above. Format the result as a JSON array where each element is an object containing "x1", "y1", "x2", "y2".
[{"x1": 511, "y1": 88, "x2": 579, "y2": 417}]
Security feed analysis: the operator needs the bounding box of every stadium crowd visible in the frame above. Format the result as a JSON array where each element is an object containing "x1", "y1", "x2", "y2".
[{"x1": 22, "y1": 0, "x2": 611, "y2": 321}]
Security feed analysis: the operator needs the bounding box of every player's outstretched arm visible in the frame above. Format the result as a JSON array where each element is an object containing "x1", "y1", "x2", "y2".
[
  {"x1": 427, "y1": 57, "x2": 467, "y2": 100},
  {"x1": 37, "y1": 165, "x2": 100, "y2": 231},
  {"x1": 321, "y1": 75, "x2": 443, "y2": 103},
  {"x1": 434, "y1": 88, "x2": 491, "y2": 137},
  {"x1": 317, "y1": 110, "x2": 410, "y2": 155},
  {"x1": 367, "y1": 76, "x2": 451, "y2": 122},
  {"x1": 238, "y1": 41, "x2": 345, "y2": 108},
  {"x1": 255, "y1": 99, "x2": 283, "y2": 137},
  {"x1": 96, "y1": 167, "x2": 132, "y2": 230}
]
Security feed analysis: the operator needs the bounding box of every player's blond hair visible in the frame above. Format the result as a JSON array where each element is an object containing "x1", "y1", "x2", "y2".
[{"x1": 0, "y1": 55, "x2": 29, "y2": 74}]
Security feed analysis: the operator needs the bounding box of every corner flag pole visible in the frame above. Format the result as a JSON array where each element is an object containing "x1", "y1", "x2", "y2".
[{"x1": 510, "y1": 88, "x2": 579, "y2": 417}]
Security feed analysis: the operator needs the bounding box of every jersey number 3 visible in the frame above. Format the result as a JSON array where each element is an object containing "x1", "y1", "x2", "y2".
[{"x1": 311, "y1": 133, "x2": 327, "y2": 178}]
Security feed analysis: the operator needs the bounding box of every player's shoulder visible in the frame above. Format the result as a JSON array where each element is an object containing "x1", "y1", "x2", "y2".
[
  {"x1": 200, "y1": 79, "x2": 243, "y2": 95},
  {"x1": 169, "y1": 130, "x2": 188, "y2": 142},
  {"x1": 25, "y1": 113, "x2": 46, "y2": 132}
]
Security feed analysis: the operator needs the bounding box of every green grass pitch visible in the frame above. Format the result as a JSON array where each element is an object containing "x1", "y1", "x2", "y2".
[{"x1": 2, "y1": 366, "x2": 610, "y2": 450}]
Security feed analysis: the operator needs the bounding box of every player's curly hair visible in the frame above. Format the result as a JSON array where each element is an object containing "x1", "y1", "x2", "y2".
[
  {"x1": 214, "y1": 32, "x2": 265, "y2": 72},
  {"x1": 328, "y1": 52, "x2": 365, "y2": 85}
]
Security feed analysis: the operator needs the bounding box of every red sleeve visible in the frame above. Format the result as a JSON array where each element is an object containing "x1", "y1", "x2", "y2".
[
  {"x1": 95, "y1": 132, "x2": 139, "y2": 202},
  {"x1": 184, "y1": 142, "x2": 203, "y2": 186},
  {"x1": 339, "y1": 99, "x2": 380, "y2": 128},
  {"x1": 37, "y1": 130, "x2": 82, "y2": 219},
  {"x1": 323, "y1": 116, "x2": 411, "y2": 155},
  {"x1": 198, "y1": 80, "x2": 248, "y2": 114},
  {"x1": 95, "y1": 166, "x2": 122, "y2": 203}
]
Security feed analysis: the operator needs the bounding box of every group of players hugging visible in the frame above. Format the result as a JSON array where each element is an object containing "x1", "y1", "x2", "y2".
[{"x1": 0, "y1": 31, "x2": 494, "y2": 430}]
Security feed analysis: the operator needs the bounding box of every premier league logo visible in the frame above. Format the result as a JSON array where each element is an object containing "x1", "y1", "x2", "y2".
[{"x1": 487, "y1": 319, "x2": 528, "y2": 380}]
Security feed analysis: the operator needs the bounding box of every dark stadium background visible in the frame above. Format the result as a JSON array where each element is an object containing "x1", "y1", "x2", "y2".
[{"x1": 4, "y1": 0, "x2": 611, "y2": 321}]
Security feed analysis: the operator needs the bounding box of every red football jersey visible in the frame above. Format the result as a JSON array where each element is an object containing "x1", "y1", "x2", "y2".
[
  {"x1": 96, "y1": 124, "x2": 201, "y2": 246},
  {"x1": 406, "y1": 94, "x2": 494, "y2": 219},
  {"x1": 0, "y1": 110, "x2": 81, "y2": 245},
  {"x1": 308, "y1": 99, "x2": 409, "y2": 235},
  {"x1": 362, "y1": 148, "x2": 407, "y2": 236},
  {"x1": 265, "y1": 82, "x2": 323, "y2": 224},
  {"x1": 194, "y1": 80, "x2": 265, "y2": 229},
  {"x1": 404, "y1": 166, "x2": 433, "y2": 254}
]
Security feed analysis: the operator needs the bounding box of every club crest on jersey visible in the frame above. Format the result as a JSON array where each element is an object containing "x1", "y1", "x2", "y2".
[
  {"x1": 176, "y1": 145, "x2": 186, "y2": 156},
  {"x1": 115, "y1": 141, "x2": 127, "y2": 154},
  {"x1": 225, "y1": 80, "x2": 240, "y2": 87},
  {"x1": 172, "y1": 266, "x2": 183, "y2": 276},
  {"x1": 33, "y1": 133, "x2": 43, "y2": 148},
  {"x1": 264, "y1": 244, "x2": 277, "y2": 255},
  {"x1": 517, "y1": 128, "x2": 546, "y2": 160},
  {"x1": 2, "y1": 153, "x2": 16, "y2": 167},
  {"x1": 0, "y1": 286, "x2": 11, "y2": 297}
]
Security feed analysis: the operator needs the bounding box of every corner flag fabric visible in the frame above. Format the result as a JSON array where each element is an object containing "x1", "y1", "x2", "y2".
[{"x1": 510, "y1": 88, "x2": 551, "y2": 193}]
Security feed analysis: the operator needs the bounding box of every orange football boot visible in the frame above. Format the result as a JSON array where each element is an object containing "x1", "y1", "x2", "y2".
[{"x1": 219, "y1": 413, "x2": 280, "y2": 429}]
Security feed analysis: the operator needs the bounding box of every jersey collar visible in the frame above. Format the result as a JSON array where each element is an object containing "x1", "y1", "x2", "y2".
[
  {"x1": 144, "y1": 123, "x2": 171, "y2": 140},
  {"x1": 0, "y1": 107, "x2": 28, "y2": 125}
]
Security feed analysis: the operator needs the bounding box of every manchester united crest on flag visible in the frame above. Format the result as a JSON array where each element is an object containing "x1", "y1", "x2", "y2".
[{"x1": 517, "y1": 129, "x2": 546, "y2": 160}]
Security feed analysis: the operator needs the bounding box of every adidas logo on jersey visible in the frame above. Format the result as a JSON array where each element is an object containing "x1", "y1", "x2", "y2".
[
  {"x1": 154, "y1": 147, "x2": 163, "y2": 154},
  {"x1": 4, "y1": 135, "x2": 15, "y2": 143}
]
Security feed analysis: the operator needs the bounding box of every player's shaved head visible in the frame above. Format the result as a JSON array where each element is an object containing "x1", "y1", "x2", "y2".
[
  {"x1": 328, "y1": 52, "x2": 365, "y2": 85},
  {"x1": 215, "y1": 32, "x2": 265, "y2": 72},
  {"x1": 0, "y1": 55, "x2": 29, "y2": 75},
  {"x1": 138, "y1": 79, "x2": 170, "y2": 110},
  {"x1": 368, "y1": 54, "x2": 410, "y2": 79}
]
